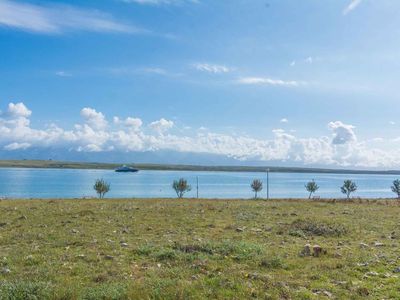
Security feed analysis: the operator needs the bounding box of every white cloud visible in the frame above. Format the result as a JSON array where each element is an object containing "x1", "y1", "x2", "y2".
[
  {"x1": 2, "y1": 102, "x2": 400, "y2": 168},
  {"x1": 390, "y1": 121, "x2": 396, "y2": 125},
  {"x1": 6, "y1": 102, "x2": 32, "y2": 118},
  {"x1": 238, "y1": 77, "x2": 300, "y2": 87},
  {"x1": 150, "y1": 118, "x2": 174, "y2": 133},
  {"x1": 194, "y1": 63, "x2": 231, "y2": 74},
  {"x1": 280, "y1": 118, "x2": 289, "y2": 123},
  {"x1": 80, "y1": 108, "x2": 108, "y2": 130},
  {"x1": 4, "y1": 142, "x2": 31, "y2": 151},
  {"x1": 343, "y1": 0, "x2": 363, "y2": 15},
  {"x1": 328, "y1": 121, "x2": 357, "y2": 145},
  {"x1": 0, "y1": 0, "x2": 142, "y2": 34}
]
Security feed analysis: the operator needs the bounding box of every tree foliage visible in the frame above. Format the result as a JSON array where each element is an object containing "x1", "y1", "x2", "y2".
[
  {"x1": 251, "y1": 179, "x2": 263, "y2": 199},
  {"x1": 172, "y1": 178, "x2": 192, "y2": 198},
  {"x1": 391, "y1": 179, "x2": 400, "y2": 198},
  {"x1": 341, "y1": 180, "x2": 357, "y2": 199},
  {"x1": 93, "y1": 179, "x2": 110, "y2": 199},
  {"x1": 305, "y1": 180, "x2": 319, "y2": 199}
]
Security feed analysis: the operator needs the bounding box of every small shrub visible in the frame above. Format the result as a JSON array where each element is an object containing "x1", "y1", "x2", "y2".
[
  {"x1": 172, "y1": 178, "x2": 191, "y2": 198},
  {"x1": 93, "y1": 179, "x2": 110, "y2": 199},
  {"x1": 154, "y1": 248, "x2": 177, "y2": 261},
  {"x1": 260, "y1": 256, "x2": 286, "y2": 269},
  {"x1": 290, "y1": 219, "x2": 348, "y2": 237},
  {"x1": 0, "y1": 281, "x2": 52, "y2": 300},
  {"x1": 251, "y1": 179, "x2": 263, "y2": 199}
]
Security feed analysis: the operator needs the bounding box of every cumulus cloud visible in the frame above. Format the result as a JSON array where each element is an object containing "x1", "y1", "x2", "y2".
[
  {"x1": 237, "y1": 77, "x2": 300, "y2": 87},
  {"x1": 6, "y1": 102, "x2": 32, "y2": 118},
  {"x1": 343, "y1": 0, "x2": 363, "y2": 15},
  {"x1": 0, "y1": 0, "x2": 143, "y2": 34},
  {"x1": 329, "y1": 121, "x2": 357, "y2": 145},
  {"x1": 194, "y1": 63, "x2": 231, "y2": 74},
  {"x1": 1, "y1": 102, "x2": 400, "y2": 168},
  {"x1": 280, "y1": 118, "x2": 289, "y2": 123},
  {"x1": 149, "y1": 118, "x2": 174, "y2": 133},
  {"x1": 80, "y1": 108, "x2": 108, "y2": 130}
]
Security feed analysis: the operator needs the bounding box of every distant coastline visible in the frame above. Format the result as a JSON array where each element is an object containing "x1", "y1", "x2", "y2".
[{"x1": 0, "y1": 159, "x2": 400, "y2": 175}]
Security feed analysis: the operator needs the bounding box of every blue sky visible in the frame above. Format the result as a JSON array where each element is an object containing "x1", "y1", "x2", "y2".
[{"x1": 1, "y1": 0, "x2": 400, "y2": 168}]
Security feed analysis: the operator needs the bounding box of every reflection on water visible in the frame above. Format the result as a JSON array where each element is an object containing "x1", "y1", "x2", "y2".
[{"x1": 0, "y1": 168, "x2": 398, "y2": 199}]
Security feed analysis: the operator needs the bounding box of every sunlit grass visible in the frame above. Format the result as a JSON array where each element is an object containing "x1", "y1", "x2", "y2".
[{"x1": 1, "y1": 198, "x2": 400, "y2": 299}]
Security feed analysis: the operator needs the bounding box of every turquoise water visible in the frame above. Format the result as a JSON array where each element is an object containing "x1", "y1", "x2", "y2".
[{"x1": 0, "y1": 168, "x2": 398, "y2": 199}]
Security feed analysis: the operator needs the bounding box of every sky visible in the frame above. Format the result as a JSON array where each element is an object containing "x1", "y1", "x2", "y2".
[{"x1": 1, "y1": 0, "x2": 400, "y2": 168}]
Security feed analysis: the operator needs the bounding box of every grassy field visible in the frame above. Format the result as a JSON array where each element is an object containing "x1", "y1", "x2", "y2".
[{"x1": 1, "y1": 198, "x2": 400, "y2": 299}]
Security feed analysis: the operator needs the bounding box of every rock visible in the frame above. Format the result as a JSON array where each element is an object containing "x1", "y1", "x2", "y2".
[
  {"x1": 1, "y1": 268, "x2": 10, "y2": 274},
  {"x1": 357, "y1": 262, "x2": 369, "y2": 267},
  {"x1": 323, "y1": 291, "x2": 333, "y2": 298},
  {"x1": 300, "y1": 244, "x2": 311, "y2": 256},
  {"x1": 19, "y1": 215, "x2": 27, "y2": 220},
  {"x1": 104, "y1": 255, "x2": 114, "y2": 260},
  {"x1": 236, "y1": 227, "x2": 245, "y2": 232},
  {"x1": 313, "y1": 245, "x2": 324, "y2": 257},
  {"x1": 364, "y1": 271, "x2": 379, "y2": 277},
  {"x1": 359, "y1": 242, "x2": 369, "y2": 249},
  {"x1": 393, "y1": 267, "x2": 400, "y2": 273},
  {"x1": 77, "y1": 254, "x2": 86, "y2": 259},
  {"x1": 374, "y1": 242, "x2": 384, "y2": 247},
  {"x1": 71, "y1": 229, "x2": 79, "y2": 234},
  {"x1": 120, "y1": 242, "x2": 128, "y2": 247}
]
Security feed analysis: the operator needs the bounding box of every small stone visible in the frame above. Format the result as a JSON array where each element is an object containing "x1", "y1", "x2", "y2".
[
  {"x1": 393, "y1": 267, "x2": 400, "y2": 273},
  {"x1": 157, "y1": 263, "x2": 161, "y2": 268},
  {"x1": 77, "y1": 254, "x2": 86, "y2": 259},
  {"x1": 236, "y1": 227, "x2": 245, "y2": 232},
  {"x1": 323, "y1": 291, "x2": 333, "y2": 298},
  {"x1": 357, "y1": 262, "x2": 369, "y2": 267},
  {"x1": 104, "y1": 255, "x2": 114, "y2": 260},
  {"x1": 300, "y1": 244, "x2": 311, "y2": 256},
  {"x1": 120, "y1": 242, "x2": 128, "y2": 247},
  {"x1": 365, "y1": 271, "x2": 379, "y2": 277},
  {"x1": 1, "y1": 268, "x2": 10, "y2": 274},
  {"x1": 71, "y1": 229, "x2": 79, "y2": 234},
  {"x1": 359, "y1": 243, "x2": 369, "y2": 249},
  {"x1": 374, "y1": 242, "x2": 384, "y2": 247},
  {"x1": 313, "y1": 245, "x2": 323, "y2": 257}
]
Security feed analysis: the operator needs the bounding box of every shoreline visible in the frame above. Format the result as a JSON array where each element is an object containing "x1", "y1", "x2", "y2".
[{"x1": 1, "y1": 159, "x2": 400, "y2": 175}]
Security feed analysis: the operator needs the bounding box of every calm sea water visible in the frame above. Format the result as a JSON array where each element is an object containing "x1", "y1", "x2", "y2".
[{"x1": 0, "y1": 168, "x2": 398, "y2": 199}]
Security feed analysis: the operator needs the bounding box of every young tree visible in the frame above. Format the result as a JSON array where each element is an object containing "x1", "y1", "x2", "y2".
[
  {"x1": 93, "y1": 179, "x2": 110, "y2": 199},
  {"x1": 172, "y1": 178, "x2": 192, "y2": 198},
  {"x1": 251, "y1": 179, "x2": 263, "y2": 199},
  {"x1": 341, "y1": 180, "x2": 357, "y2": 200},
  {"x1": 305, "y1": 180, "x2": 319, "y2": 199},
  {"x1": 391, "y1": 179, "x2": 400, "y2": 199}
]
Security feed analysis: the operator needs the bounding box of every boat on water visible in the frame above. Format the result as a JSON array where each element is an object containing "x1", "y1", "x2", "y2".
[{"x1": 115, "y1": 165, "x2": 139, "y2": 173}]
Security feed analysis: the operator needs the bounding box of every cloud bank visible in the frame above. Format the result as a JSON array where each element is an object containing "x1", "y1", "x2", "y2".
[{"x1": 0, "y1": 102, "x2": 399, "y2": 168}]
